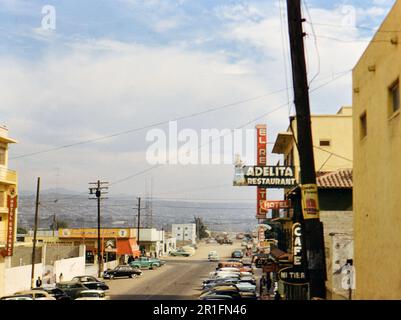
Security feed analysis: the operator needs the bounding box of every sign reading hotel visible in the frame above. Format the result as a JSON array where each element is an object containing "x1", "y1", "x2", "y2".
[
  {"x1": 260, "y1": 200, "x2": 291, "y2": 211},
  {"x1": 278, "y1": 223, "x2": 308, "y2": 285},
  {"x1": 6, "y1": 193, "x2": 18, "y2": 257},
  {"x1": 234, "y1": 166, "x2": 297, "y2": 189}
]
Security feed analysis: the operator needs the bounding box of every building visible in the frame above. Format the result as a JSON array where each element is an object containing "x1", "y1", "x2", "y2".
[
  {"x1": 272, "y1": 108, "x2": 354, "y2": 299},
  {"x1": 172, "y1": 224, "x2": 196, "y2": 245},
  {"x1": 58, "y1": 228, "x2": 140, "y2": 264},
  {"x1": 272, "y1": 106, "x2": 353, "y2": 179},
  {"x1": 352, "y1": 1, "x2": 401, "y2": 300},
  {"x1": 0, "y1": 125, "x2": 18, "y2": 297}
]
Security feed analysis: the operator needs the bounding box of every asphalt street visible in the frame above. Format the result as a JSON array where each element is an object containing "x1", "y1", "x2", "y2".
[{"x1": 106, "y1": 242, "x2": 240, "y2": 300}]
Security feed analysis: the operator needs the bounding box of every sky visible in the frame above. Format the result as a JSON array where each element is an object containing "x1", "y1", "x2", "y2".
[{"x1": 0, "y1": 0, "x2": 395, "y2": 203}]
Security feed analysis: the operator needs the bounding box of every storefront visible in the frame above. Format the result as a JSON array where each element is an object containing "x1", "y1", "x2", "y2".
[{"x1": 59, "y1": 228, "x2": 141, "y2": 263}]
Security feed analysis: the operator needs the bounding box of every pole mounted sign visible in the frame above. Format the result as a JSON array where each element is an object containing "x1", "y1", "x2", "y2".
[
  {"x1": 256, "y1": 125, "x2": 268, "y2": 218},
  {"x1": 278, "y1": 222, "x2": 308, "y2": 285},
  {"x1": 6, "y1": 191, "x2": 18, "y2": 257},
  {"x1": 234, "y1": 166, "x2": 297, "y2": 189},
  {"x1": 301, "y1": 184, "x2": 320, "y2": 219}
]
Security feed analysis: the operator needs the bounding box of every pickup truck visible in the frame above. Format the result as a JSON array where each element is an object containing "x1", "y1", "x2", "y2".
[{"x1": 129, "y1": 257, "x2": 165, "y2": 269}]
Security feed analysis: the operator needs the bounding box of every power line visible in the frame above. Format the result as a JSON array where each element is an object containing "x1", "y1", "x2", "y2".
[{"x1": 305, "y1": 21, "x2": 401, "y2": 33}]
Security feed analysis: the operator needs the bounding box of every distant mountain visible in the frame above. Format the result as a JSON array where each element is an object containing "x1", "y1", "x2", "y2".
[{"x1": 17, "y1": 192, "x2": 257, "y2": 233}]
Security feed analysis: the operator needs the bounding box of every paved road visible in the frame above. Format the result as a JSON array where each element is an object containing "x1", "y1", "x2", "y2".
[{"x1": 106, "y1": 242, "x2": 241, "y2": 300}]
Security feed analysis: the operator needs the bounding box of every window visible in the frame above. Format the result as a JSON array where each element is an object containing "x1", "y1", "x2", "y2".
[
  {"x1": 389, "y1": 79, "x2": 400, "y2": 114},
  {"x1": 0, "y1": 146, "x2": 6, "y2": 166},
  {"x1": 177, "y1": 227, "x2": 180, "y2": 230},
  {"x1": 360, "y1": 112, "x2": 367, "y2": 139},
  {"x1": 319, "y1": 140, "x2": 331, "y2": 147}
]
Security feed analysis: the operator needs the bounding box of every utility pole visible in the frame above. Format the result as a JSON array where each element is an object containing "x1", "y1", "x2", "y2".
[
  {"x1": 89, "y1": 180, "x2": 109, "y2": 278},
  {"x1": 137, "y1": 197, "x2": 141, "y2": 250},
  {"x1": 286, "y1": 0, "x2": 327, "y2": 299},
  {"x1": 31, "y1": 177, "x2": 40, "y2": 289}
]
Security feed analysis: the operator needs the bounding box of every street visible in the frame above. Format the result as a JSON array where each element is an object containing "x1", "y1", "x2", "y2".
[{"x1": 106, "y1": 242, "x2": 240, "y2": 300}]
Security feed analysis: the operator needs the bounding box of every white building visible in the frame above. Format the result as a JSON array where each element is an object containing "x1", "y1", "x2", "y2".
[{"x1": 172, "y1": 224, "x2": 196, "y2": 245}]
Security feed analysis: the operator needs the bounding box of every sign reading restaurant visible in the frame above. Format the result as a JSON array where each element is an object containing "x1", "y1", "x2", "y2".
[{"x1": 234, "y1": 165, "x2": 297, "y2": 189}]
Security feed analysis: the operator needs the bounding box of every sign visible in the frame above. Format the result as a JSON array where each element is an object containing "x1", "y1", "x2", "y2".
[
  {"x1": 301, "y1": 184, "x2": 320, "y2": 219},
  {"x1": 234, "y1": 166, "x2": 297, "y2": 188},
  {"x1": 6, "y1": 194, "x2": 18, "y2": 256},
  {"x1": 256, "y1": 125, "x2": 268, "y2": 217},
  {"x1": 278, "y1": 223, "x2": 308, "y2": 285},
  {"x1": 59, "y1": 228, "x2": 131, "y2": 239},
  {"x1": 260, "y1": 200, "x2": 291, "y2": 211}
]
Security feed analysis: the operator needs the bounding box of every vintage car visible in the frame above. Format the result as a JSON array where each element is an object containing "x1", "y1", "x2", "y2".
[
  {"x1": 218, "y1": 261, "x2": 243, "y2": 269},
  {"x1": 72, "y1": 276, "x2": 109, "y2": 291},
  {"x1": 75, "y1": 290, "x2": 110, "y2": 300},
  {"x1": 169, "y1": 249, "x2": 191, "y2": 257},
  {"x1": 14, "y1": 290, "x2": 57, "y2": 300},
  {"x1": 103, "y1": 265, "x2": 142, "y2": 279},
  {"x1": 129, "y1": 256, "x2": 166, "y2": 269}
]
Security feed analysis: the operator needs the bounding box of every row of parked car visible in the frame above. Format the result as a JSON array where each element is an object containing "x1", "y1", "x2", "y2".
[
  {"x1": 199, "y1": 250, "x2": 257, "y2": 300},
  {"x1": 0, "y1": 256, "x2": 166, "y2": 301}
]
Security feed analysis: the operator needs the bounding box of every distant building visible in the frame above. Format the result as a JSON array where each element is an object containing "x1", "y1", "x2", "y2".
[
  {"x1": 172, "y1": 224, "x2": 196, "y2": 245},
  {"x1": 352, "y1": 0, "x2": 401, "y2": 300},
  {"x1": 0, "y1": 125, "x2": 18, "y2": 297}
]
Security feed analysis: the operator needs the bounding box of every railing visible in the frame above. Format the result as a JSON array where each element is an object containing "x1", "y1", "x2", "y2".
[{"x1": 0, "y1": 167, "x2": 17, "y2": 184}]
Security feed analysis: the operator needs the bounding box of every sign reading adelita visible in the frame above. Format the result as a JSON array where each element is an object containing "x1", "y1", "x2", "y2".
[
  {"x1": 278, "y1": 223, "x2": 308, "y2": 285},
  {"x1": 6, "y1": 192, "x2": 18, "y2": 257},
  {"x1": 234, "y1": 165, "x2": 297, "y2": 189}
]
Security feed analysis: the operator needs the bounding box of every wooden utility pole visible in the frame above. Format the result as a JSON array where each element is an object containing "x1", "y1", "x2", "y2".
[
  {"x1": 89, "y1": 180, "x2": 109, "y2": 278},
  {"x1": 30, "y1": 177, "x2": 40, "y2": 289},
  {"x1": 286, "y1": 0, "x2": 327, "y2": 299},
  {"x1": 137, "y1": 197, "x2": 141, "y2": 251}
]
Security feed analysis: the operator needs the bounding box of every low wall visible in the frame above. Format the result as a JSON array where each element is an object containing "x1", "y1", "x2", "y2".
[
  {"x1": 53, "y1": 256, "x2": 86, "y2": 282},
  {"x1": 4, "y1": 263, "x2": 43, "y2": 296}
]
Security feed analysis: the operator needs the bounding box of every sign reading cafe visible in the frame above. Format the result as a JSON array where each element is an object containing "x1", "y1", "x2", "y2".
[{"x1": 234, "y1": 165, "x2": 297, "y2": 189}]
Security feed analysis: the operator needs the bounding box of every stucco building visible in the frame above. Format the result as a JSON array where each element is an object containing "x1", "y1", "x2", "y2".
[{"x1": 352, "y1": 0, "x2": 401, "y2": 300}]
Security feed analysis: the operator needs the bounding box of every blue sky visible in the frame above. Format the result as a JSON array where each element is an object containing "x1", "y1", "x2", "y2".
[{"x1": 0, "y1": 0, "x2": 395, "y2": 200}]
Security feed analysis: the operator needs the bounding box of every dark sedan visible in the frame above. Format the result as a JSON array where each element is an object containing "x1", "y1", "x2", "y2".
[
  {"x1": 56, "y1": 282, "x2": 89, "y2": 300},
  {"x1": 103, "y1": 265, "x2": 142, "y2": 279},
  {"x1": 72, "y1": 276, "x2": 109, "y2": 291}
]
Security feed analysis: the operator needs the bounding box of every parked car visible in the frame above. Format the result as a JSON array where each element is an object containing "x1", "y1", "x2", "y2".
[
  {"x1": 181, "y1": 246, "x2": 196, "y2": 255},
  {"x1": 33, "y1": 287, "x2": 71, "y2": 300},
  {"x1": 231, "y1": 250, "x2": 244, "y2": 259},
  {"x1": 235, "y1": 282, "x2": 256, "y2": 293},
  {"x1": 75, "y1": 290, "x2": 110, "y2": 300},
  {"x1": 202, "y1": 279, "x2": 239, "y2": 293},
  {"x1": 240, "y1": 291, "x2": 258, "y2": 300},
  {"x1": 238, "y1": 276, "x2": 256, "y2": 286},
  {"x1": 129, "y1": 256, "x2": 165, "y2": 270},
  {"x1": 208, "y1": 251, "x2": 219, "y2": 261},
  {"x1": 218, "y1": 261, "x2": 242, "y2": 269},
  {"x1": 71, "y1": 276, "x2": 109, "y2": 291},
  {"x1": 0, "y1": 295, "x2": 34, "y2": 300},
  {"x1": 169, "y1": 249, "x2": 191, "y2": 257},
  {"x1": 200, "y1": 286, "x2": 242, "y2": 300},
  {"x1": 14, "y1": 290, "x2": 56, "y2": 300},
  {"x1": 200, "y1": 294, "x2": 234, "y2": 301},
  {"x1": 56, "y1": 282, "x2": 89, "y2": 300},
  {"x1": 241, "y1": 258, "x2": 253, "y2": 267},
  {"x1": 103, "y1": 265, "x2": 142, "y2": 279}
]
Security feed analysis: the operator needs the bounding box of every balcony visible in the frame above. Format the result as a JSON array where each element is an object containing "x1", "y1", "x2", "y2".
[{"x1": 0, "y1": 167, "x2": 17, "y2": 185}]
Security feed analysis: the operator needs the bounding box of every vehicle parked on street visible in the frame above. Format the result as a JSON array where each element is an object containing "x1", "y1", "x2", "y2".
[
  {"x1": 200, "y1": 286, "x2": 242, "y2": 300},
  {"x1": 169, "y1": 249, "x2": 191, "y2": 257},
  {"x1": 56, "y1": 282, "x2": 89, "y2": 300},
  {"x1": 72, "y1": 276, "x2": 109, "y2": 291},
  {"x1": 231, "y1": 250, "x2": 244, "y2": 259},
  {"x1": 0, "y1": 295, "x2": 34, "y2": 300},
  {"x1": 201, "y1": 279, "x2": 239, "y2": 293},
  {"x1": 200, "y1": 294, "x2": 234, "y2": 301},
  {"x1": 218, "y1": 261, "x2": 242, "y2": 269},
  {"x1": 103, "y1": 265, "x2": 142, "y2": 279},
  {"x1": 238, "y1": 276, "x2": 256, "y2": 285},
  {"x1": 129, "y1": 256, "x2": 165, "y2": 270},
  {"x1": 208, "y1": 251, "x2": 219, "y2": 261},
  {"x1": 235, "y1": 282, "x2": 256, "y2": 293},
  {"x1": 33, "y1": 287, "x2": 71, "y2": 300},
  {"x1": 181, "y1": 246, "x2": 196, "y2": 255},
  {"x1": 14, "y1": 290, "x2": 57, "y2": 300},
  {"x1": 75, "y1": 290, "x2": 110, "y2": 300}
]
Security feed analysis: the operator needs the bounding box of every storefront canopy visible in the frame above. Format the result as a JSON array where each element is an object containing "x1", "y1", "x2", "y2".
[{"x1": 116, "y1": 239, "x2": 141, "y2": 257}]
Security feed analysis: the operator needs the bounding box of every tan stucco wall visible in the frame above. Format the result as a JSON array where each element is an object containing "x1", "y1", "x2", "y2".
[{"x1": 353, "y1": 1, "x2": 401, "y2": 300}]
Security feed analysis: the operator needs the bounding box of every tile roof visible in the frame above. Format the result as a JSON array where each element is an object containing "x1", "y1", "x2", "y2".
[{"x1": 316, "y1": 169, "x2": 353, "y2": 189}]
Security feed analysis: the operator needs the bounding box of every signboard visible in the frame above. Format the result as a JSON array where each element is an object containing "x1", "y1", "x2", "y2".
[
  {"x1": 278, "y1": 223, "x2": 308, "y2": 285},
  {"x1": 234, "y1": 166, "x2": 297, "y2": 188},
  {"x1": 260, "y1": 200, "x2": 291, "y2": 211},
  {"x1": 301, "y1": 184, "x2": 320, "y2": 219},
  {"x1": 60, "y1": 228, "x2": 130, "y2": 239},
  {"x1": 5, "y1": 194, "x2": 18, "y2": 256},
  {"x1": 256, "y1": 125, "x2": 268, "y2": 217}
]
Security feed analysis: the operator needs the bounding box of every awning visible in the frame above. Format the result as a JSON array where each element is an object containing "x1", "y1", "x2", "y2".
[
  {"x1": 116, "y1": 239, "x2": 141, "y2": 257},
  {"x1": 270, "y1": 247, "x2": 293, "y2": 262}
]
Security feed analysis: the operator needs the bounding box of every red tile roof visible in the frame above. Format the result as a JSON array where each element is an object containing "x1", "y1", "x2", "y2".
[{"x1": 316, "y1": 169, "x2": 353, "y2": 189}]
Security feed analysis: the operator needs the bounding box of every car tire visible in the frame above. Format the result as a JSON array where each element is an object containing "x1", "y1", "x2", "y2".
[{"x1": 151, "y1": 264, "x2": 158, "y2": 270}]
